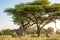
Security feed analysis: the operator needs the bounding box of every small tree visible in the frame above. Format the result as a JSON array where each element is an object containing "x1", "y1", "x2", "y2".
[
  {"x1": 40, "y1": 28, "x2": 47, "y2": 34},
  {"x1": 47, "y1": 27, "x2": 54, "y2": 34},
  {"x1": 56, "y1": 29, "x2": 60, "y2": 34},
  {"x1": 26, "y1": 27, "x2": 36, "y2": 34}
]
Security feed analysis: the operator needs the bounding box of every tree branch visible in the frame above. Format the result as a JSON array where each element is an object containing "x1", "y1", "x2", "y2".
[{"x1": 40, "y1": 20, "x2": 51, "y2": 31}]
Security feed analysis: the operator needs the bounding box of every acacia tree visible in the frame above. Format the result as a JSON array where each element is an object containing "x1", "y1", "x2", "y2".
[
  {"x1": 47, "y1": 27, "x2": 54, "y2": 34},
  {"x1": 4, "y1": 5, "x2": 31, "y2": 36},
  {"x1": 4, "y1": 0, "x2": 53, "y2": 37},
  {"x1": 4, "y1": 1, "x2": 45, "y2": 36},
  {"x1": 4, "y1": 0, "x2": 60, "y2": 37}
]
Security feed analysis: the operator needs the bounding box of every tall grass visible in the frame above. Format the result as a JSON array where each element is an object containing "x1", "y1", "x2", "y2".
[{"x1": 0, "y1": 34, "x2": 60, "y2": 40}]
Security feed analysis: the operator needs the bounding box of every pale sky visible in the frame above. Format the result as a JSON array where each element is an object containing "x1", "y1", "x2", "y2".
[{"x1": 0, "y1": 0, "x2": 60, "y2": 31}]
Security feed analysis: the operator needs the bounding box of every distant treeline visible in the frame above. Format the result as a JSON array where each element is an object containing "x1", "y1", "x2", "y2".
[{"x1": 0, "y1": 27, "x2": 60, "y2": 37}]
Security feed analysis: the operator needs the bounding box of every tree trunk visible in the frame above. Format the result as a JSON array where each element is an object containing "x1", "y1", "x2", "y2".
[
  {"x1": 55, "y1": 21, "x2": 57, "y2": 29},
  {"x1": 37, "y1": 23, "x2": 40, "y2": 37},
  {"x1": 36, "y1": 18, "x2": 40, "y2": 37},
  {"x1": 21, "y1": 21, "x2": 26, "y2": 36},
  {"x1": 22, "y1": 27, "x2": 27, "y2": 36}
]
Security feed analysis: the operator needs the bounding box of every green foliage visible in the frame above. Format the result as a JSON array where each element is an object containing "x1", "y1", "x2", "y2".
[
  {"x1": 1, "y1": 29, "x2": 12, "y2": 35},
  {"x1": 40, "y1": 0, "x2": 50, "y2": 5},
  {"x1": 0, "y1": 29, "x2": 18, "y2": 37}
]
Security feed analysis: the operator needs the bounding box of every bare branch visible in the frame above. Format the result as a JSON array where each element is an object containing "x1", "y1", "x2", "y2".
[{"x1": 40, "y1": 20, "x2": 51, "y2": 31}]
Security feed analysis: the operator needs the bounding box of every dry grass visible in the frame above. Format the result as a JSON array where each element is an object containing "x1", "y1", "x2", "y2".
[
  {"x1": 20, "y1": 34, "x2": 60, "y2": 40},
  {"x1": 0, "y1": 34, "x2": 60, "y2": 40},
  {"x1": 0, "y1": 35, "x2": 20, "y2": 40}
]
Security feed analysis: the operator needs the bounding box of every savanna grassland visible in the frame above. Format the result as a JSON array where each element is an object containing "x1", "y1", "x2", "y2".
[
  {"x1": 0, "y1": 34, "x2": 60, "y2": 40},
  {"x1": 1, "y1": 0, "x2": 60, "y2": 40}
]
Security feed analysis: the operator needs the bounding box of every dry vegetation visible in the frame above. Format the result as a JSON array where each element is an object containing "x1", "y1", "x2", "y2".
[
  {"x1": 0, "y1": 34, "x2": 60, "y2": 40},
  {"x1": 0, "y1": 35, "x2": 20, "y2": 40}
]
